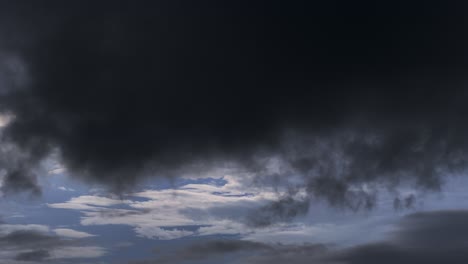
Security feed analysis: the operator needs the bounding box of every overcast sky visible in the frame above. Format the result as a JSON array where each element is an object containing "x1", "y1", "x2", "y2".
[{"x1": 1, "y1": 1, "x2": 468, "y2": 263}]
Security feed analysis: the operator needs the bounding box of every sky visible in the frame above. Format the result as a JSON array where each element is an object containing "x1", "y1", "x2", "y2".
[{"x1": 1, "y1": 1, "x2": 468, "y2": 263}]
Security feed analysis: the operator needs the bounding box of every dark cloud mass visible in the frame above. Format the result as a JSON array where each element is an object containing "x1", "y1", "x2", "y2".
[
  {"x1": 0, "y1": 0, "x2": 468, "y2": 207},
  {"x1": 247, "y1": 197, "x2": 310, "y2": 227}
]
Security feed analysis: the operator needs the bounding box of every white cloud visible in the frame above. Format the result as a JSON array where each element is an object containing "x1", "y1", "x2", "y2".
[
  {"x1": 0, "y1": 224, "x2": 49, "y2": 236},
  {"x1": 48, "y1": 195, "x2": 129, "y2": 211},
  {"x1": 48, "y1": 176, "x2": 278, "y2": 240},
  {"x1": 47, "y1": 175, "x2": 394, "y2": 245},
  {"x1": 49, "y1": 246, "x2": 106, "y2": 259},
  {"x1": 133, "y1": 226, "x2": 193, "y2": 240},
  {"x1": 0, "y1": 113, "x2": 14, "y2": 127},
  {"x1": 53, "y1": 228, "x2": 96, "y2": 238},
  {"x1": 58, "y1": 186, "x2": 75, "y2": 192},
  {"x1": 45, "y1": 175, "x2": 414, "y2": 247},
  {"x1": 48, "y1": 167, "x2": 66, "y2": 175},
  {"x1": 197, "y1": 220, "x2": 247, "y2": 236},
  {"x1": 48, "y1": 202, "x2": 99, "y2": 211},
  {"x1": 65, "y1": 195, "x2": 128, "y2": 207}
]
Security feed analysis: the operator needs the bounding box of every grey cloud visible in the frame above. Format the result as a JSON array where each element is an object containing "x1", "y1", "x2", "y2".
[
  {"x1": 336, "y1": 242, "x2": 468, "y2": 264},
  {"x1": 129, "y1": 240, "x2": 330, "y2": 264},
  {"x1": 389, "y1": 210, "x2": 468, "y2": 248},
  {"x1": 288, "y1": 210, "x2": 468, "y2": 264},
  {"x1": 0, "y1": 230, "x2": 65, "y2": 251},
  {"x1": 15, "y1": 249, "x2": 50, "y2": 262},
  {"x1": 393, "y1": 194, "x2": 417, "y2": 211},
  {"x1": 129, "y1": 210, "x2": 468, "y2": 264},
  {"x1": 95, "y1": 208, "x2": 150, "y2": 219},
  {"x1": 0, "y1": 225, "x2": 102, "y2": 263},
  {"x1": 0, "y1": 141, "x2": 43, "y2": 196},
  {"x1": 246, "y1": 197, "x2": 310, "y2": 227},
  {"x1": 0, "y1": 230, "x2": 58, "y2": 263},
  {"x1": 179, "y1": 240, "x2": 272, "y2": 257},
  {"x1": 246, "y1": 126, "x2": 467, "y2": 225}
]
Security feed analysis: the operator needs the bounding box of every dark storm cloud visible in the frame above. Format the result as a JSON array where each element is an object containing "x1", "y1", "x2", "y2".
[
  {"x1": 1, "y1": 0, "x2": 468, "y2": 209},
  {"x1": 0, "y1": 132, "x2": 43, "y2": 195},
  {"x1": 130, "y1": 210, "x2": 468, "y2": 264},
  {"x1": 393, "y1": 194, "x2": 416, "y2": 210},
  {"x1": 247, "y1": 197, "x2": 310, "y2": 227},
  {"x1": 0, "y1": 168, "x2": 41, "y2": 196}
]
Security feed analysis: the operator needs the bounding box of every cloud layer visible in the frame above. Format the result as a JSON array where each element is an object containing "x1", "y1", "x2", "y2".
[
  {"x1": 130, "y1": 210, "x2": 468, "y2": 264},
  {"x1": 0, "y1": 223, "x2": 103, "y2": 263},
  {"x1": 0, "y1": 1, "x2": 467, "y2": 214}
]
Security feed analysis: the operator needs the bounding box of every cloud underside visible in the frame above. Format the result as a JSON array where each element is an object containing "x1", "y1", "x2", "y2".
[
  {"x1": 0, "y1": 2, "x2": 468, "y2": 215},
  {"x1": 130, "y1": 210, "x2": 468, "y2": 264}
]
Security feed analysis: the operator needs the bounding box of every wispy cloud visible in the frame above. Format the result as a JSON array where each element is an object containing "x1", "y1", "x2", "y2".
[
  {"x1": 57, "y1": 186, "x2": 75, "y2": 192},
  {"x1": 47, "y1": 176, "x2": 282, "y2": 239},
  {"x1": 0, "y1": 224, "x2": 104, "y2": 263},
  {"x1": 53, "y1": 228, "x2": 96, "y2": 238}
]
